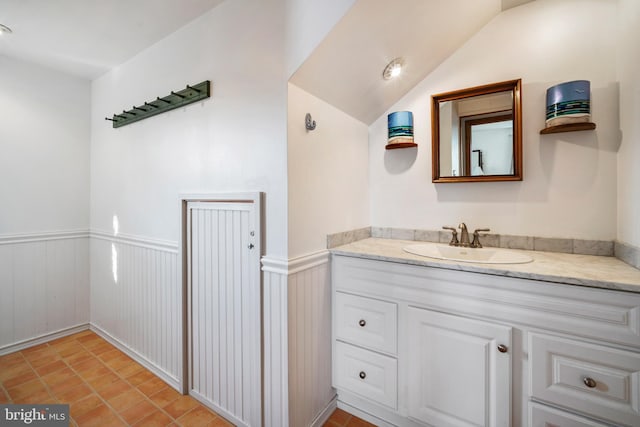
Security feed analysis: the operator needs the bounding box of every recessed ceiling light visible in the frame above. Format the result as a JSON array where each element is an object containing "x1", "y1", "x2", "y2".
[
  {"x1": 383, "y1": 58, "x2": 404, "y2": 80},
  {"x1": 0, "y1": 24, "x2": 12, "y2": 35}
]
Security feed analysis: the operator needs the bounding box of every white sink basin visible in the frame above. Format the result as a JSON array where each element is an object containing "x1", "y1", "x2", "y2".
[{"x1": 403, "y1": 243, "x2": 533, "y2": 264}]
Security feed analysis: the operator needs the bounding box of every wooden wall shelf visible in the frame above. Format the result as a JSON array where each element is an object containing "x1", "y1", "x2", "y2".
[
  {"x1": 540, "y1": 122, "x2": 596, "y2": 135},
  {"x1": 385, "y1": 143, "x2": 418, "y2": 150}
]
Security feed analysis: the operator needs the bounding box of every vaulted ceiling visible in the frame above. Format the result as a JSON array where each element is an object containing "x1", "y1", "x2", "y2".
[
  {"x1": 0, "y1": 0, "x2": 533, "y2": 121},
  {"x1": 290, "y1": 0, "x2": 535, "y2": 124}
]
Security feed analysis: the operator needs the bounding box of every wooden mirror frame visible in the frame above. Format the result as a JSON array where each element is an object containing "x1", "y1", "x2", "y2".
[{"x1": 431, "y1": 79, "x2": 522, "y2": 183}]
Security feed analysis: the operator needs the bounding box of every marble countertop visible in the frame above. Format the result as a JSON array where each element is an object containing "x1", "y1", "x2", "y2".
[{"x1": 331, "y1": 238, "x2": 640, "y2": 293}]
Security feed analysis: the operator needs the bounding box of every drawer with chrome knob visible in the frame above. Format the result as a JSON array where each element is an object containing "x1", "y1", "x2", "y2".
[
  {"x1": 333, "y1": 341, "x2": 397, "y2": 409},
  {"x1": 530, "y1": 333, "x2": 640, "y2": 427},
  {"x1": 335, "y1": 292, "x2": 397, "y2": 355}
]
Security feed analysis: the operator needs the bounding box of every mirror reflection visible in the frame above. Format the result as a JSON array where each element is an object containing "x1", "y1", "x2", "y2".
[{"x1": 432, "y1": 79, "x2": 522, "y2": 183}]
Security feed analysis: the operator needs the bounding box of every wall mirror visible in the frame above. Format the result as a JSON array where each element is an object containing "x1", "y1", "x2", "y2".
[{"x1": 431, "y1": 79, "x2": 522, "y2": 183}]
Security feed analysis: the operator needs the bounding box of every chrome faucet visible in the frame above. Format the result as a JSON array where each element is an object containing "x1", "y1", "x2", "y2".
[
  {"x1": 458, "y1": 223, "x2": 470, "y2": 247},
  {"x1": 442, "y1": 226, "x2": 459, "y2": 246},
  {"x1": 471, "y1": 228, "x2": 491, "y2": 248},
  {"x1": 443, "y1": 223, "x2": 491, "y2": 248}
]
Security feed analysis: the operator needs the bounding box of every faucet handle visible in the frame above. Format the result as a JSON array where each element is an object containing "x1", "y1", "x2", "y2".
[
  {"x1": 471, "y1": 228, "x2": 491, "y2": 248},
  {"x1": 442, "y1": 226, "x2": 459, "y2": 246}
]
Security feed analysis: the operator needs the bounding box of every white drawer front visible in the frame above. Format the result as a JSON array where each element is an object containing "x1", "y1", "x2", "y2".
[
  {"x1": 334, "y1": 341, "x2": 397, "y2": 409},
  {"x1": 529, "y1": 403, "x2": 608, "y2": 427},
  {"x1": 333, "y1": 256, "x2": 640, "y2": 349},
  {"x1": 530, "y1": 333, "x2": 640, "y2": 427},
  {"x1": 335, "y1": 292, "x2": 397, "y2": 354}
]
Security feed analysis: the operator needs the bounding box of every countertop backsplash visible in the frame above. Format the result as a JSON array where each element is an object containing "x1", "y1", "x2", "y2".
[{"x1": 327, "y1": 226, "x2": 640, "y2": 270}]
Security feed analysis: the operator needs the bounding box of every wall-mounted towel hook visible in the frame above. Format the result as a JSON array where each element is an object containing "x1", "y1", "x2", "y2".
[
  {"x1": 106, "y1": 81, "x2": 210, "y2": 128},
  {"x1": 305, "y1": 113, "x2": 317, "y2": 131}
]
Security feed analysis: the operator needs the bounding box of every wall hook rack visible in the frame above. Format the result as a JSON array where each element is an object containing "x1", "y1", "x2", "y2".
[
  {"x1": 305, "y1": 113, "x2": 317, "y2": 131},
  {"x1": 105, "y1": 80, "x2": 211, "y2": 128}
]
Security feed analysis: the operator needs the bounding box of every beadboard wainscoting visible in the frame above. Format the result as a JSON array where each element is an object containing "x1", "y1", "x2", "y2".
[
  {"x1": 0, "y1": 230, "x2": 90, "y2": 354},
  {"x1": 262, "y1": 251, "x2": 336, "y2": 427},
  {"x1": 90, "y1": 230, "x2": 182, "y2": 390},
  {"x1": 262, "y1": 258, "x2": 290, "y2": 427}
]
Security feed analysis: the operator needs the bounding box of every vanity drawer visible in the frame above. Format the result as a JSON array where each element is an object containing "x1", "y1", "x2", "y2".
[
  {"x1": 335, "y1": 292, "x2": 397, "y2": 354},
  {"x1": 529, "y1": 402, "x2": 608, "y2": 427},
  {"x1": 529, "y1": 333, "x2": 640, "y2": 427},
  {"x1": 334, "y1": 341, "x2": 397, "y2": 410}
]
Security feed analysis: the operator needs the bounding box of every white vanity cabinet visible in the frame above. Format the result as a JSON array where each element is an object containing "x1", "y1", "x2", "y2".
[
  {"x1": 331, "y1": 254, "x2": 640, "y2": 427},
  {"x1": 406, "y1": 308, "x2": 511, "y2": 427}
]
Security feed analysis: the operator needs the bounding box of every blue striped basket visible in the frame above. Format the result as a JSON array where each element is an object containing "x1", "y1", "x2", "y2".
[{"x1": 545, "y1": 80, "x2": 591, "y2": 127}]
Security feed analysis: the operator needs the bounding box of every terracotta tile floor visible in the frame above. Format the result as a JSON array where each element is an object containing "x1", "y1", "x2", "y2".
[
  {"x1": 0, "y1": 330, "x2": 233, "y2": 427},
  {"x1": 1, "y1": 330, "x2": 370, "y2": 427},
  {"x1": 323, "y1": 408, "x2": 376, "y2": 427}
]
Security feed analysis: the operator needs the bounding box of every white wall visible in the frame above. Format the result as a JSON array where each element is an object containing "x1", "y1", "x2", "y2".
[
  {"x1": 0, "y1": 57, "x2": 90, "y2": 350},
  {"x1": 369, "y1": 0, "x2": 620, "y2": 241},
  {"x1": 0, "y1": 56, "x2": 90, "y2": 235},
  {"x1": 288, "y1": 83, "x2": 369, "y2": 257},
  {"x1": 285, "y1": 0, "x2": 356, "y2": 77},
  {"x1": 0, "y1": 234, "x2": 89, "y2": 352},
  {"x1": 89, "y1": 0, "x2": 289, "y2": 388},
  {"x1": 90, "y1": 0, "x2": 288, "y2": 256},
  {"x1": 616, "y1": 0, "x2": 640, "y2": 247}
]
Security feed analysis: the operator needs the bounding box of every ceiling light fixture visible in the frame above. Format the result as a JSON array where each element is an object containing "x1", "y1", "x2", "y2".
[
  {"x1": 383, "y1": 57, "x2": 404, "y2": 80},
  {"x1": 0, "y1": 24, "x2": 12, "y2": 35}
]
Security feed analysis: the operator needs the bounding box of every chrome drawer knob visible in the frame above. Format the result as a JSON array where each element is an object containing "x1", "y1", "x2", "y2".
[
  {"x1": 583, "y1": 377, "x2": 597, "y2": 388},
  {"x1": 497, "y1": 344, "x2": 508, "y2": 353},
  {"x1": 359, "y1": 371, "x2": 366, "y2": 380},
  {"x1": 358, "y1": 319, "x2": 366, "y2": 327}
]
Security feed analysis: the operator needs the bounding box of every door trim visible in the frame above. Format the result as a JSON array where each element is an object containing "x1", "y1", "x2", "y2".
[{"x1": 178, "y1": 193, "x2": 264, "y2": 422}]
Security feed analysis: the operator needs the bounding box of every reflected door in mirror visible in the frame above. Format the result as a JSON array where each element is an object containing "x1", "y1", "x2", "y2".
[{"x1": 432, "y1": 79, "x2": 522, "y2": 183}]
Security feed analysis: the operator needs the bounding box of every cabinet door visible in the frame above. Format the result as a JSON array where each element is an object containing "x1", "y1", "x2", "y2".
[{"x1": 407, "y1": 307, "x2": 511, "y2": 427}]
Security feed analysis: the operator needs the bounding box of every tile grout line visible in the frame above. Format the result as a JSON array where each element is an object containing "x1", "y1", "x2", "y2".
[
  {"x1": 71, "y1": 337, "x2": 133, "y2": 427},
  {"x1": 72, "y1": 334, "x2": 180, "y2": 427},
  {"x1": 67, "y1": 333, "x2": 220, "y2": 427}
]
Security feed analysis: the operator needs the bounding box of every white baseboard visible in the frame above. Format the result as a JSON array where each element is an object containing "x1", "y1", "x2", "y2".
[
  {"x1": 0, "y1": 323, "x2": 90, "y2": 356},
  {"x1": 89, "y1": 323, "x2": 181, "y2": 392},
  {"x1": 311, "y1": 395, "x2": 338, "y2": 427}
]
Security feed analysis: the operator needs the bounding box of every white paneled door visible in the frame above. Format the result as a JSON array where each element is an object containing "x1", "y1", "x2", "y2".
[{"x1": 185, "y1": 195, "x2": 262, "y2": 427}]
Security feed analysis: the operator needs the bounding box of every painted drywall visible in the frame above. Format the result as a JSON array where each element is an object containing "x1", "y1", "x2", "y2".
[
  {"x1": 369, "y1": 0, "x2": 620, "y2": 241},
  {"x1": 90, "y1": 0, "x2": 288, "y2": 256},
  {"x1": 285, "y1": 0, "x2": 357, "y2": 77},
  {"x1": 89, "y1": 0, "x2": 289, "y2": 392},
  {"x1": 0, "y1": 57, "x2": 90, "y2": 350},
  {"x1": 616, "y1": 0, "x2": 640, "y2": 248},
  {"x1": 0, "y1": 56, "x2": 90, "y2": 235},
  {"x1": 288, "y1": 83, "x2": 369, "y2": 257}
]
